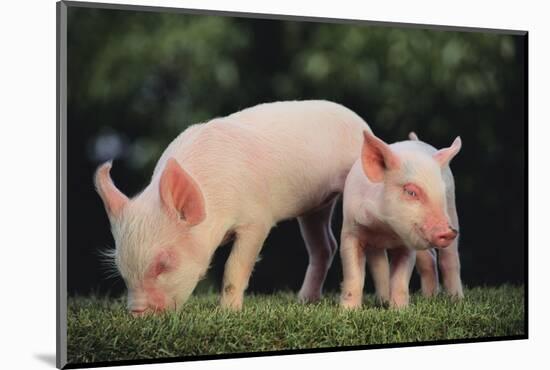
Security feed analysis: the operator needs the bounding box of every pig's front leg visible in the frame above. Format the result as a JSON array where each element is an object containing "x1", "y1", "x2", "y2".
[
  {"x1": 220, "y1": 223, "x2": 270, "y2": 310},
  {"x1": 439, "y1": 242, "x2": 463, "y2": 298},
  {"x1": 340, "y1": 232, "x2": 366, "y2": 309},
  {"x1": 416, "y1": 249, "x2": 439, "y2": 297},
  {"x1": 388, "y1": 248, "x2": 416, "y2": 308},
  {"x1": 364, "y1": 248, "x2": 390, "y2": 306}
]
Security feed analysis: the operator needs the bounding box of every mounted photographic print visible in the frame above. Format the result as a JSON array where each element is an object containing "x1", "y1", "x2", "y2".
[{"x1": 56, "y1": 1, "x2": 527, "y2": 368}]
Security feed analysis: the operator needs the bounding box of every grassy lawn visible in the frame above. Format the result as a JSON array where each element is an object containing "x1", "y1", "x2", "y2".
[{"x1": 67, "y1": 285, "x2": 525, "y2": 365}]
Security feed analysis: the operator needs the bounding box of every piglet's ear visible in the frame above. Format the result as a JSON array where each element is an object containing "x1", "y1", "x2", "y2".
[
  {"x1": 433, "y1": 136, "x2": 462, "y2": 167},
  {"x1": 361, "y1": 130, "x2": 400, "y2": 183},
  {"x1": 159, "y1": 158, "x2": 206, "y2": 225},
  {"x1": 408, "y1": 132, "x2": 419, "y2": 141},
  {"x1": 95, "y1": 162, "x2": 129, "y2": 219}
]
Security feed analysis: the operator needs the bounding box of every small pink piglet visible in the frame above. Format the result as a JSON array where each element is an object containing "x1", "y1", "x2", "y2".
[{"x1": 340, "y1": 130, "x2": 463, "y2": 309}]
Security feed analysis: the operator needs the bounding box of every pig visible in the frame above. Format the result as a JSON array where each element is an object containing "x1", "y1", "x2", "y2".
[
  {"x1": 95, "y1": 100, "x2": 369, "y2": 315},
  {"x1": 339, "y1": 130, "x2": 462, "y2": 309}
]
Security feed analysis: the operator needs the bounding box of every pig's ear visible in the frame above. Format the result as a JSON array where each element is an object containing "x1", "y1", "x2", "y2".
[
  {"x1": 159, "y1": 158, "x2": 206, "y2": 225},
  {"x1": 408, "y1": 132, "x2": 419, "y2": 141},
  {"x1": 361, "y1": 130, "x2": 400, "y2": 183},
  {"x1": 94, "y1": 162, "x2": 129, "y2": 219},
  {"x1": 433, "y1": 136, "x2": 462, "y2": 167}
]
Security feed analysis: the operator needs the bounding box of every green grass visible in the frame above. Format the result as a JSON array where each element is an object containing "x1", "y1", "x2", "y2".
[{"x1": 67, "y1": 285, "x2": 525, "y2": 364}]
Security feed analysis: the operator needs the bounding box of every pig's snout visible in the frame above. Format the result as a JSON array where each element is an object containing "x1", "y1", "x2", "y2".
[
  {"x1": 129, "y1": 306, "x2": 167, "y2": 317},
  {"x1": 130, "y1": 307, "x2": 149, "y2": 317},
  {"x1": 432, "y1": 227, "x2": 458, "y2": 248},
  {"x1": 128, "y1": 288, "x2": 170, "y2": 317}
]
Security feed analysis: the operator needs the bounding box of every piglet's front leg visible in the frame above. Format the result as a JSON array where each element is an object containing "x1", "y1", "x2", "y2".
[
  {"x1": 388, "y1": 248, "x2": 416, "y2": 308},
  {"x1": 220, "y1": 223, "x2": 270, "y2": 310},
  {"x1": 416, "y1": 248, "x2": 439, "y2": 297},
  {"x1": 339, "y1": 233, "x2": 366, "y2": 309},
  {"x1": 365, "y1": 248, "x2": 390, "y2": 307},
  {"x1": 439, "y1": 242, "x2": 464, "y2": 299}
]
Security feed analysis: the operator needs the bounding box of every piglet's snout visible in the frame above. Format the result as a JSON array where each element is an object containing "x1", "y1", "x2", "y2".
[
  {"x1": 130, "y1": 308, "x2": 149, "y2": 317},
  {"x1": 128, "y1": 292, "x2": 164, "y2": 317},
  {"x1": 432, "y1": 227, "x2": 458, "y2": 248},
  {"x1": 129, "y1": 305, "x2": 167, "y2": 317}
]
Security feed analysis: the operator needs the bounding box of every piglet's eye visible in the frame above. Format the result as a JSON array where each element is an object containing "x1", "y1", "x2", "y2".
[
  {"x1": 153, "y1": 261, "x2": 168, "y2": 278},
  {"x1": 403, "y1": 184, "x2": 421, "y2": 199},
  {"x1": 405, "y1": 189, "x2": 417, "y2": 197},
  {"x1": 152, "y1": 251, "x2": 173, "y2": 278}
]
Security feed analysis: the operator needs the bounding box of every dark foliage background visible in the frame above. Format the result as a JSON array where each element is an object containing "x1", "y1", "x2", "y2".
[{"x1": 66, "y1": 6, "x2": 526, "y2": 296}]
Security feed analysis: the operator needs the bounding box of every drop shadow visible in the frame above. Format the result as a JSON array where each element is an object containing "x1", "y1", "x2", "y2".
[{"x1": 34, "y1": 353, "x2": 56, "y2": 367}]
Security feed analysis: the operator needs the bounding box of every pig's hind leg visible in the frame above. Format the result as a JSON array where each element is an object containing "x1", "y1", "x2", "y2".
[
  {"x1": 220, "y1": 222, "x2": 271, "y2": 310},
  {"x1": 439, "y1": 184, "x2": 464, "y2": 299},
  {"x1": 297, "y1": 199, "x2": 338, "y2": 303}
]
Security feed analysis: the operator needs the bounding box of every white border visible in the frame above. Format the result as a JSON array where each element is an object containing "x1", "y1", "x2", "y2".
[{"x1": 1, "y1": 0, "x2": 546, "y2": 369}]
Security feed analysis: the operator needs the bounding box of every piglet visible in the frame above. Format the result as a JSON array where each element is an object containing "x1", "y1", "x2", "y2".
[
  {"x1": 339, "y1": 130, "x2": 462, "y2": 309},
  {"x1": 95, "y1": 100, "x2": 369, "y2": 315}
]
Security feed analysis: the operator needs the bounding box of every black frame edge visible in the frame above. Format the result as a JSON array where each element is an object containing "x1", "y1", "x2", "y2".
[
  {"x1": 57, "y1": 1, "x2": 68, "y2": 369},
  {"x1": 62, "y1": 0, "x2": 527, "y2": 35}
]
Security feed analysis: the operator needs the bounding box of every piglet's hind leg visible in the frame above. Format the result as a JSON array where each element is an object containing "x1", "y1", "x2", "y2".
[
  {"x1": 440, "y1": 190, "x2": 464, "y2": 299},
  {"x1": 298, "y1": 200, "x2": 338, "y2": 303}
]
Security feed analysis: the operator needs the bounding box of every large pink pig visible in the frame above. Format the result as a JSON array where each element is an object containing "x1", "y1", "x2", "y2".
[
  {"x1": 95, "y1": 100, "x2": 368, "y2": 315},
  {"x1": 339, "y1": 130, "x2": 462, "y2": 309}
]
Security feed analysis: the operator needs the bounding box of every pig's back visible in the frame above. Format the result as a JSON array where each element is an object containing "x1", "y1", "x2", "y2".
[
  {"x1": 226, "y1": 100, "x2": 366, "y2": 136},
  {"x1": 227, "y1": 100, "x2": 369, "y2": 219},
  {"x1": 161, "y1": 100, "x2": 369, "y2": 223}
]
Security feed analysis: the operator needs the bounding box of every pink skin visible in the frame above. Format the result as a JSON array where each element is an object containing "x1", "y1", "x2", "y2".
[
  {"x1": 340, "y1": 130, "x2": 462, "y2": 309},
  {"x1": 95, "y1": 100, "x2": 369, "y2": 314},
  {"x1": 130, "y1": 249, "x2": 178, "y2": 316}
]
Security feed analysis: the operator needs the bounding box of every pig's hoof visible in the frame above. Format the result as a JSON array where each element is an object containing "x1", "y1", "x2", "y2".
[
  {"x1": 448, "y1": 291, "x2": 464, "y2": 301},
  {"x1": 220, "y1": 289, "x2": 243, "y2": 311},
  {"x1": 421, "y1": 285, "x2": 440, "y2": 298},
  {"x1": 298, "y1": 290, "x2": 321, "y2": 303},
  {"x1": 389, "y1": 299, "x2": 409, "y2": 309},
  {"x1": 374, "y1": 298, "x2": 390, "y2": 309},
  {"x1": 341, "y1": 300, "x2": 362, "y2": 310},
  {"x1": 422, "y1": 290, "x2": 439, "y2": 298},
  {"x1": 220, "y1": 300, "x2": 243, "y2": 311},
  {"x1": 340, "y1": 291, "x2": 362, "y2": 309}
]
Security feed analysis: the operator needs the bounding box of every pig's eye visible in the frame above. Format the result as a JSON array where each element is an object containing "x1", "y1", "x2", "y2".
[
  {"x1": 151, "y1": 253, "x2": 173, "y2": 278},
  {"x1": 403, "y1": 184, "x2": 421, "y2": 199},
  {"x1": 405, "y1": 189, "x2": 417, "y2": 197}
]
